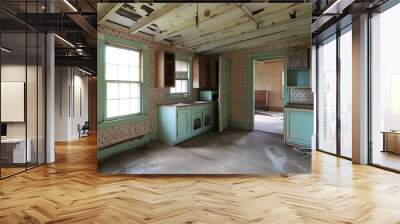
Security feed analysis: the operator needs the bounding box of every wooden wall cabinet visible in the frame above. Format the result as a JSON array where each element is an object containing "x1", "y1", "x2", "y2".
[
  {"x1": 156, "y1": 50, "x2": 175, "y2": 88},
  {"x1": 192, "y1": 57, "x2": 200, "y2": 88},
  {"x1": 193, "y1": 57, "x2": 219, "y2": 90},
  {"x1": 287, "y1": 48, "x2": 308, "y2": 69}
]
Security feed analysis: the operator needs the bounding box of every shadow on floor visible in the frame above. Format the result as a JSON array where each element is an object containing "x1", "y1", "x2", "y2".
[{"x1": 98, "y1": 129, "x2": 311, "y2": 175}]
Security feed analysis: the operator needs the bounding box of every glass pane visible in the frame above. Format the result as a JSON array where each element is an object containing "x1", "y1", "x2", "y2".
[
  {"x1": 118, "y1": 65, "x2": 129, "y2": 81},
  {"x1": 182, "y1": 80, "x2": 188, "y2": 93},
  {"x1": 118, "y1": 48, "x2": 130, "y2": 66},
  {"x1": 129, "y1": 66, "x2": 140, "y2": 81},
  {"x1": 1, "y1": 31, "x2": 27, "y2": 177},
  {"x1": 119, "y1": 83, "x2": 130, "y2": 99},
  {"x1": 129, "y1": 50, "x2": 140, "y2": 67},
  {"x1": 106, "y1": 45, "x2": 118, "y2": 64},
  {"x1": 119, "y1": 99, "x2": 130, "y2": 116},
  {"x1": 176, "y1": 60, "x2": 188, "y2": 72},
  {"x1": 107, "y1": 100, "x2": 118, "y2": 118},
  {"x1": 106, "y1": 64, "x2": 118, "y2": 80},
  {"x1": 340, "y1": 27, "x2": 352, "y2": 158},
  {"x1": 371, "y1": 3, "x2": 400, "y2": 171},
  {"x1": 130, "y1": 83, "x2": 140, "y2": 98},
  {"x1": 38, "y1": 33, "x2": 46, "y2": 165},
  {"x1": 107, "y1": 82, "x2": 119, "y2": 99},
  {"x1": 317, "y1": 35, "x2": 337, "y2": 154},
  {"x1": 130, "y1": 98, "x2": 140, "y2": 114},
  {"x1": 27, "y1": 32, "x2": 38, "y2": 168}
]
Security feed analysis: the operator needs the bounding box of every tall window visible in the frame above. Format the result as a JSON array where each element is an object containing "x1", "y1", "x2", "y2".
[
  {"x1": 105, "y1": 45, "x2": 141, "y2": 118},
  {"x1": 170, "y1": 60, "x2": 189, "y2": 94},
  {"x1": 339, "y1": 26, "x2": 352, "y2": 158},
  {"x1": 370, "y1": 2, "x2": 400, "y2": 171},
  {"x1": 317, "y1": 35, "x2": 337, "y2": 154}
]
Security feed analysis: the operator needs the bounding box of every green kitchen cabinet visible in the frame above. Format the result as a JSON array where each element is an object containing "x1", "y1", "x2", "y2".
[
  {"x1": 177, "y1": 108, "x2": 192, "y2": 140},
  {"x1": 158, "y1": 102, "x2": 217, "y2": 145},
  {"x1": 191, "y1": 112, "x2": 203, "y2": 135},
  {"x1": 284, "y1": 109, "x2": 313, "y2": 148},
  {"x1": 203, "y1": 110, "x2": 214, "y2": 130}
]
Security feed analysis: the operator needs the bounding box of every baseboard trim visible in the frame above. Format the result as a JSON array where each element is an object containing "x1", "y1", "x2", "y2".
[{"x1": 97, "y1": 132, "x2": 156, "y2": 161}]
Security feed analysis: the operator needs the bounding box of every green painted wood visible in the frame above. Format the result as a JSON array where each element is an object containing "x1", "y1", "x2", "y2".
[
  {"x1": 247, "y1": 48, "x2": 286, "y2": 130},
  {"x1": 97, "y1": 34, "x2": 150, "y2": 130},
  {"x1": 177, "y1": 108, "x2": 192, "y2": 140},
  {"x1": 219, "y1": 56, "x2": 231, "y2": 132},
  {"x1": 202, "y1": 109, "x2": 214, "y2": 130},
  {"x1": 287, "y1": 69, "x2": 310, "y2": 87},
  {"x1": 285, "y1": 109, "x2": 313, "y2": 148},
  {"x1": 158, "y1": 103, "x2": 217, "y2": 145},
  {"x1": 158, "y1": 106, "x2": 178, "y2": 145},
  {"x1": 191, "y1": 111, "x2": 203, "y2": 135}
]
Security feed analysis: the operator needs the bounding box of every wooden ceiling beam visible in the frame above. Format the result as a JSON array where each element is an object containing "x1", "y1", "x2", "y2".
[
  {"x1": 97, "y1": 3, "x2": 123, "y2": 24},
  {"x1": 129, "y1": 3, "x2": 185, "y2": 35},
  {"x1": 234, "y1": 3, "x2": 258, "y2": 28},
  {"x1": 153, "y1": 4, "x2": 236, "y2": 42},
  {"x1": 174, "y1": 4, "x2": 309, "y2": 48},
  {"x1": 204, "y1": 26, "x2": 310, "y2": 54},
  {"x1": 193, "y1": 15, "x2": 311, "y2": 53}
]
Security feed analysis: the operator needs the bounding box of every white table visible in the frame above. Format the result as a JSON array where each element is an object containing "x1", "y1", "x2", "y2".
[{"x1": 1, "y1": 138, "x2": 31, "y2": 163}]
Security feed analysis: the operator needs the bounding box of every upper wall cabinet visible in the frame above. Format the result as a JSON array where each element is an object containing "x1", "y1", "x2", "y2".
[
  {"x1": 287, "y1": 48, "x2": 309, "y2": 69},
  {"x1": 156, "y1": 50, "x2": 175, "y2": 88},
  {"x1": 193, "y1": 57, "x2": 219, "y2": 90},
  {"x1": 192, "y1": 57, "x2": 200, "y2": 88}
]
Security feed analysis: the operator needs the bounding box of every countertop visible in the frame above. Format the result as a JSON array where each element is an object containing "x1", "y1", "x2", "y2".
[
  {"x1": 160, "y1": 101, "x2": 215, "y2": 108},
  {"x1": 284, "y1": 103, "x2": 313, "y2": 111}
]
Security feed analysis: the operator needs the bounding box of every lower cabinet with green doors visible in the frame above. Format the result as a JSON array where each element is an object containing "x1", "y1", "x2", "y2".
[
  {"x1": 284, "y1": 108, "x2": 313, "y2": 149},
  {"x1": 158, "y1": 102, "x2": 216, "y2": 145}
]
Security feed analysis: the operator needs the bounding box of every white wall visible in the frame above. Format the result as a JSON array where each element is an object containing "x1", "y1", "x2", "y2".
[{"x1": 55, "y1": 67, "x2": 89, "y2": 141}]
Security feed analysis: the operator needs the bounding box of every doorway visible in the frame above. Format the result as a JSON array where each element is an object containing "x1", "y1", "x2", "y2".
[{"x1": 253, "y1": 59, "x2": 284, "y2": 135}]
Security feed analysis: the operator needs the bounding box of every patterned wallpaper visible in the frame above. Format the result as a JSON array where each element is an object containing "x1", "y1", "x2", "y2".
[
  {"x1": 98, "y1": 24, "x2": 198, "y2": 149},
  {"x1": 288, "y1": 88, "x2": 313, "y2": 104}
]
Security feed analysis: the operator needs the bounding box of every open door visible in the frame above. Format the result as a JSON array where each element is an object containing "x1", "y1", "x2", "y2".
[{"x1": 218, "y1": 56, "x2": 231, "y2": 132}]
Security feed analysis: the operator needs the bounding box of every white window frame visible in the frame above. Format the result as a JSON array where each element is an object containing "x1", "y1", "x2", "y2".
[{"x1": 105, "y1": 44, "x2": 142, "y2": 119}]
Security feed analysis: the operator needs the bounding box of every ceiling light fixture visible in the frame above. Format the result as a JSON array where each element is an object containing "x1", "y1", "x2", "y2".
[
  {"x1": 54, "y1": 34, "x2": 75, "y2": 48},
  {"x1": 1, "y1": 47, "x2": 11, "y2": 53},
  {"x1": 63, "y1": 0, "x2": 78, "y2": 12},
  {"x1": 78, "y1": 67, "x2": 92, "y2": 76}
]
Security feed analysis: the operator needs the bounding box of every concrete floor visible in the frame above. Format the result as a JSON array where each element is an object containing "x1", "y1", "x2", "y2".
[
  {"x1": 254, "y1": 111, "x2": 284, "y2": 134},
  {"x1": 98, "y1": 129, "x2": 311, "y2": 175}
]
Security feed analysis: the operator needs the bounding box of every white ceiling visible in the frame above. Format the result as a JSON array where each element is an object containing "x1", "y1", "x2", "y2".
[{"x1": 98, "y1": 3, "x2": 312, "y2": 54}]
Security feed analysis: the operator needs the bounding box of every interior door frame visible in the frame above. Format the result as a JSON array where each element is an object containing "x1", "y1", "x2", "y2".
[{"x1": 247, "y1": 49, "x2": 287, "y2": 131}]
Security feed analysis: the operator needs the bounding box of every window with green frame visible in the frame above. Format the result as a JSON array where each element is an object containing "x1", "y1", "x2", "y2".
[
  {"x1": 170, "y1": 59, "x2": 189, "y2": 94},
  {"x1": 105, "y1": 44, "x2": 142, "y2": 118}
]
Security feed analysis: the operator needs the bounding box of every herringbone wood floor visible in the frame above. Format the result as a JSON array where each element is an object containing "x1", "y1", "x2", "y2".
[{"x1": 1, "y1": 134, "x2": 400, "y2": 223}]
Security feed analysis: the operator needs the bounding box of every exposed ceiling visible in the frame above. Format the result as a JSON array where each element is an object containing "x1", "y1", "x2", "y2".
[
  {"x1": 98, "y1": 3, "x2": 312, "y2": 54},
  {"x1": 0, "y1": 0, "x2": 97, "y2": 75}
]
